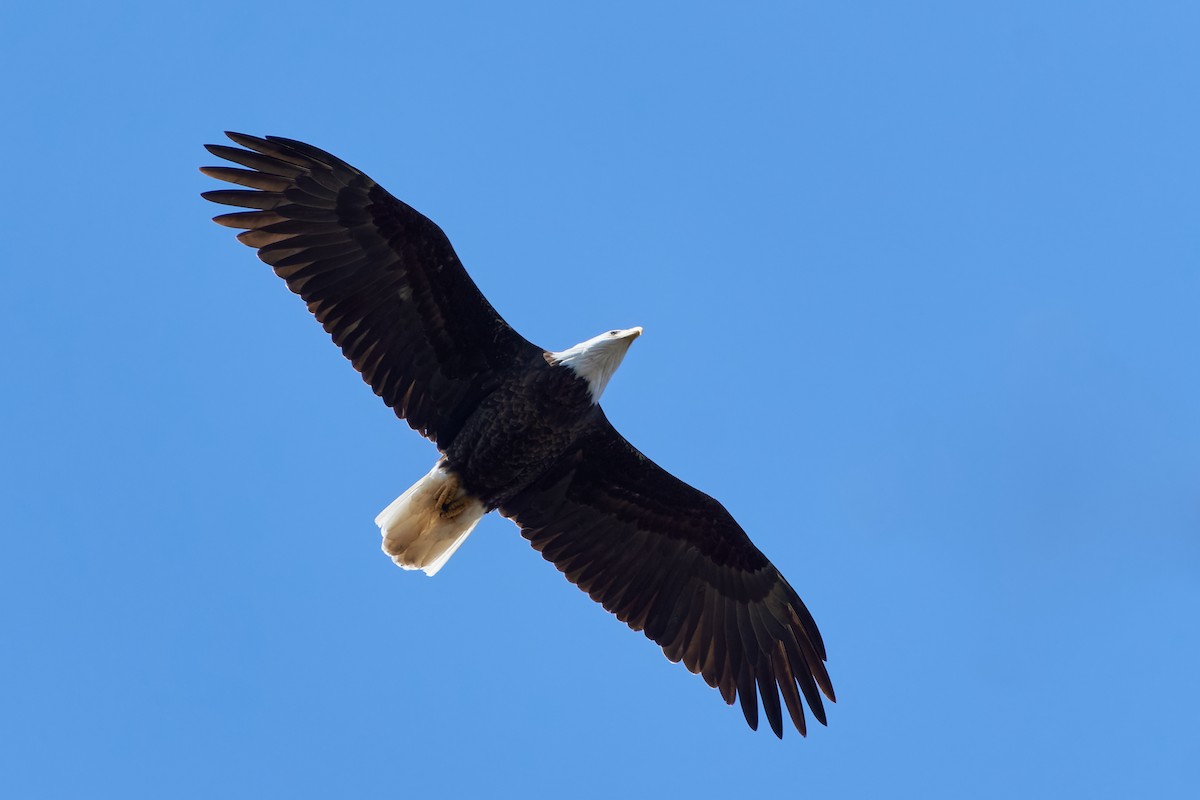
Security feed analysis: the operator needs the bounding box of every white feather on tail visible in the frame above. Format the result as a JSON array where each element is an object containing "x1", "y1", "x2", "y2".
[{"x1": 375, "y1": 464, "x2": 485, "y2": 576}]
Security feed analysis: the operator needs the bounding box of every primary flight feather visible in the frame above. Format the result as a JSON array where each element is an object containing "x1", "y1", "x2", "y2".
[{"x1": 201, "y1": 132, "x2": 835, "y2": 738}]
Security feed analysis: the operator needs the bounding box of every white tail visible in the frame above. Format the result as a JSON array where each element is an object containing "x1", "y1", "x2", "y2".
[{"x1": 375, "y1": 464, "x2": 486, "y2": 576}]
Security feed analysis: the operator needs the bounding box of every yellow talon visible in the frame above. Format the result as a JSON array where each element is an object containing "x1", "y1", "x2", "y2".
[{"x1": 435, "y1": 476, "x2": 467, "y2": 518}]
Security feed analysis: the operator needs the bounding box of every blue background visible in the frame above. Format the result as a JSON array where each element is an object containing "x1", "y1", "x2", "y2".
[{"x1": 3, "y1": 2, "x2": 1197, "y2": 796}]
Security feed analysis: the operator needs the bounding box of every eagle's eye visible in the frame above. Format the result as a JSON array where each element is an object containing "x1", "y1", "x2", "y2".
[{"x1": 609, "y1": 330, "x2": 620, "y2": 336}]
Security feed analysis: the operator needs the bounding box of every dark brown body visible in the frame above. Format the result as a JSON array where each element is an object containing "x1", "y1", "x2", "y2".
[
  {"x1": 445, "y1": 361, "x2": 596, "y2": 509},
  {"x1": 202, "y1": 132, "x2": 835, "y2": 739}
]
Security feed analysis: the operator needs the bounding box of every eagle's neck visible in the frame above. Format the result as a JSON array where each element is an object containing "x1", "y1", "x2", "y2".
[{"x1": 548, "y1": 330, "x2": 639, "y2": 403}]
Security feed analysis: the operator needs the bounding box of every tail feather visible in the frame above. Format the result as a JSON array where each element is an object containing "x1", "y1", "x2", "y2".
[{"x1": 376, "y1": 464, "x2": 485, "y2": 576}]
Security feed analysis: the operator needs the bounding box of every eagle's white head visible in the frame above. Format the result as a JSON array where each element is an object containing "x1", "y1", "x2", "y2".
[{"x1": 549, "y1": 326, "x2": 643, "y2": 403}]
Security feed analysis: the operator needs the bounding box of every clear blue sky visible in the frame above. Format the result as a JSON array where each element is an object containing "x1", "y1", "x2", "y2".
[{"x1": 3, "y1": 2, "x2": 1197, "y2": 797}]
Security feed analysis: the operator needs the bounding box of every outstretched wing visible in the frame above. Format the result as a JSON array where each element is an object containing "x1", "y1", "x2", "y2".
[
  {"x1": 201, "y1": 132, "x2": 542, "y2": 448},
  {"x1": 500, "y1": 412, "x2": 835, "y2": 738}
]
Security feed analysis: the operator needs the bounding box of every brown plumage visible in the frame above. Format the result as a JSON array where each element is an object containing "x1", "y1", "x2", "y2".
[{"x1": 202, "y1": 132, "x2": 835, "y2": 738}]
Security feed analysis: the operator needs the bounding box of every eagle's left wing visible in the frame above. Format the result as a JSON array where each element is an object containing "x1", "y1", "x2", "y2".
[{"x1": 499, "y1": 411, "x2": 835, "y2": 738}]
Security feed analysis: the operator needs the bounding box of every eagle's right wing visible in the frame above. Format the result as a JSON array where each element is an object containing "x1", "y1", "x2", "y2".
[{"x1": 201, "y1": 132, "x2": 543, "y2": 449}]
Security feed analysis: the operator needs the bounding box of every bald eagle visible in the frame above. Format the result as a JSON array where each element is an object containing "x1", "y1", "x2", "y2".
[{"x1": 201, "y1": 133, "x2": 835, "y2": 738}]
